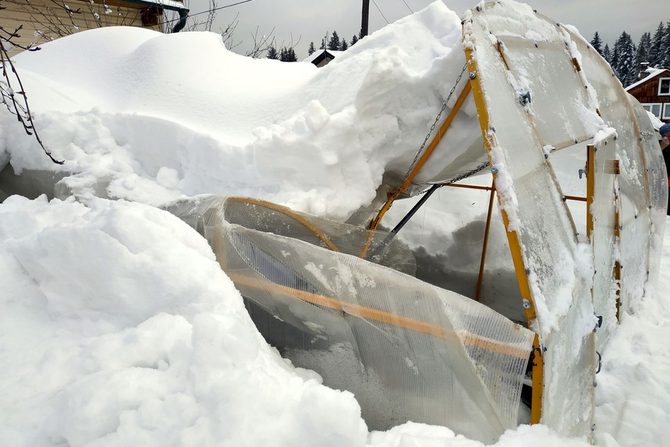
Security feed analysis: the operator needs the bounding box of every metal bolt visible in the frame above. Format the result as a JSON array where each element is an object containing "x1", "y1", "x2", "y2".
[
  {"x1": 469, "y1": 72, "x2": 477, "y2": 80},
  {"x1": 522, "y1": 299, "x2": 531, "y2": 309}
]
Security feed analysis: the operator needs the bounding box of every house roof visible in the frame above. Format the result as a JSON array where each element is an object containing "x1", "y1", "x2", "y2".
[
  {"x1": 126, "y1": 0, "x2": 188, "y2": 12},
  {"x1": 303, "y1": 49, "x2": 343, "y2": 65},
  {"x1": 625, "y1": 68, "x2": 670, "y2": 91}
]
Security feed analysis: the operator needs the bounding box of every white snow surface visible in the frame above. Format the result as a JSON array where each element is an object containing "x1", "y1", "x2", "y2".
[
  {"x1": 0, "y1": 195, "x2": 368, "y2": 447},
  {"x1": 0, "y1": 1, "x2": 473, "y2": 219},
  {"x1": 1, "y1": 1, "x2": 669, "y2": 446},
  {"x1": 3, "y1": 194, "x2": 670, "y2": 446}
]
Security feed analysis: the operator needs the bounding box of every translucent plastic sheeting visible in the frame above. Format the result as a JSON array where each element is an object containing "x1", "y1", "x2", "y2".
[
  {"x1": 591, "y1": 134, "x2": 618, "y2": 351},
  {"x1": 465, "y1": 2, "x2": 598, "y2": 436},
  {"x1": 398, "y1": 182, "x2": 525, "y2": 324},
  {"x1": 407, "y1": 96, "x2": 490, "y2": 191},
  {"x1": 629, "y1": 97, "x2": 667, "y2": 292},
  {"x1": 500, "y1": 38, "x2": 594, "y2": 150},
  {"x1": 167, "y1": 195, "x2": 535, "y2": 443},
  {"x1": 564, "y1": 29, "x2": 667, "y2": 326}
]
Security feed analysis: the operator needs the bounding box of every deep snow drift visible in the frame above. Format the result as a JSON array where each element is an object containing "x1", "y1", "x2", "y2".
[
  {"x1": 0, "y1": 195, "x2": 610, "y2": 447},
  {"x1": 0, "y1": 1, "x2": 669, "y2": 446},
  {"x1": 0, "y1": 196, "x2": 367, "y2": 446},
  {"x1": 0, "y1": 2, "x2": 481, "y2": 219}
]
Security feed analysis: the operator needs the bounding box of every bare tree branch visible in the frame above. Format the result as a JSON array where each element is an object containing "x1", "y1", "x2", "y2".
[
  {"x1": 220, "y1": 12, "x2": 241, "y2": 51},
  {"x1": 0, "y1": 22, "x2": 63, "y2": 164},
  {"x1": 245, "y1": 25, "x2": 276, "y2": 58},
  {"x1": 22, "y1": 0, "x2": 139, "y2": 45}
]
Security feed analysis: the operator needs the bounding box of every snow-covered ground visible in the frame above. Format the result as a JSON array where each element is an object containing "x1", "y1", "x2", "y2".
[
  {"x1": 2, "y1": 193, "x2": 669, "y2": 447},
  {"x1": 1, "y1": 1, "x2": 669, "y2": 446}
]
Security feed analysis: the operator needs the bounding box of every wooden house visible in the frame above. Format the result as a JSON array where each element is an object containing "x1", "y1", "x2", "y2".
[
  {"x1": 1, "y1": 0, "x2": 188, "y2": 54},
  {"x1": 626, "y1": 68, "x2": 670, "y2": 123}
]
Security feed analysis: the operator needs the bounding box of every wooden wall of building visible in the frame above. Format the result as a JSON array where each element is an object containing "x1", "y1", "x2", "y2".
[
  {"x1": 628, "y1": 70, "x2": 670, "y2": 104},
  {"x1": 1, "y1": 0, "x2": 163, "y2": 55}
]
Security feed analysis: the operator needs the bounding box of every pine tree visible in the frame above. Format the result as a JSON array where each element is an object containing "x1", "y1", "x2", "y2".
[
  {"x1": 308, "y1": 41, "x2": 316, "y2": 56},
  {"x1": 635, "y1": 32, "x2": 652, "y2": 69},
  {"x1": 649, "y1": 22, "x2": 665, "y2": 67},
  {"x1": 603, "y1": 44, "x2": 612, "y2": 64},
  {"x1": 320, "y1": 31, "x2": 328, "y2": 50},
  {"x1": 663, "y1": 21, "x2": 670, "y2": 68},
  {"x1": 328, "y1": 31, "x2": 340, "y2": 51},
  {"x1": 351, "y1": 34, "x2": 359, "y2": 46},
  {"x1": 610, "y1": 42, "x2": 619, "y2": 71},
  {"x1": 590, "y1": 31, "x2": 603, "y2": 55},
  {"x1": 612, "y1": 31, "x2": 637, "y2": 86},
  {"x1": 279, "y1": 47, "x2": 297, "y2": 62},
  {"x1": 267, "y1": 45, "x2": 279, "y2": 60},
  {"x1": 340, "y1": 39, "x2": 348, "y2": 51}
]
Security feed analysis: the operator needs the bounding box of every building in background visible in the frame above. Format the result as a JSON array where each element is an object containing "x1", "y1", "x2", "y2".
[
  {"x1": 1, "y1": 0, "x2": 188, "y2": 54},
  {"x1": 304, "y1": 49, "x2": 343, "y2": 67},
  {"x1": 626, "y1": 68, "x2": 670, "y2": 122}
]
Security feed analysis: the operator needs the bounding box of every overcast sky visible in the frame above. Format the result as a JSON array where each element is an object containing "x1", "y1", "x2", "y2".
[{"x1": 183, "y1": 0, "x2": 669, "y2": 59}]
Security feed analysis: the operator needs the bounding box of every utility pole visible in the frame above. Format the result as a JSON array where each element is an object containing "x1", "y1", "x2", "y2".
[{"x1": 361, "y1": 0, "x2": 370, "y2": 38}]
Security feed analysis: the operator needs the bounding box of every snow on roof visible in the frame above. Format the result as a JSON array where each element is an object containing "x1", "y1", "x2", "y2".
[
  {"x1": 625, "y1": 67, "x2": 670, "y2": 91},
  {"x1": 124, "y1": 0, "x2": 188, "y2": 11},
  {"x1": 302, "y1": 49, "x2": 344, "y2": 64}
]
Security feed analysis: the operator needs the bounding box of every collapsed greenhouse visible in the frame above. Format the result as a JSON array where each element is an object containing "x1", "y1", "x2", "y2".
[
  {"x1": 0, "y1": 0, "x2": 665, "y2": 443},
  {"x1": 166, "y1": 2, "x2": 667, "y2": 442}
]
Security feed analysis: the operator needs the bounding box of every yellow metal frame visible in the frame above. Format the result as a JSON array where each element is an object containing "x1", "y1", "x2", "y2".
[
  {"x1": 230, "y1": 272, "x2": 530, "y2": 358},
  {"x1": 360, "y1": 81, "x2": 473, "y2": 258},
  {"x1": 586, "y1": 145, "x2": 595, "y2": 239},
  {"x1": 227, "y1": 196, "x2": 340, "y2": 252},
  {"x1": 464, "y1": 45, "x2": 544, "y2": 424},
  {"x1": 612, "y1": 160, "x2": 622, "y2": 320},
  {"x1": 475, "y1": 180, "x2": 496, "y2": 302}
]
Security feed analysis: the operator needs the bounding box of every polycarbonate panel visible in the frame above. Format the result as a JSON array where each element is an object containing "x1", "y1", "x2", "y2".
[
  {"x1": 477, "y1": 201, "x2": 525, "y2": 324},
  {"x1": 169, "y1": 195, "x2": 416, "y2": 276},
  {"x1": 500, "y1": 38, "x2": 594, "y2": 149},
  {"x1": 628, "y1": 97, "x2": 667, "y2": 290},
  {"x1": 591, "y1": 134, "x2": 618, "y2": 351},
  {"x1": 396, "y1": 183, "x2": 524, "y2": 324},
  {"x1": 618, "y1": 159, "x2": 651, "y2": 316},
  {"x1": 466, "y1": 1, "x2": 597, "y2": 436},
  {"x1": 565, "y1": 30, "x2": 664, "y2": 318},
  {"x1": 167, "y1": 195, "x2": 535, "y2": 443}
]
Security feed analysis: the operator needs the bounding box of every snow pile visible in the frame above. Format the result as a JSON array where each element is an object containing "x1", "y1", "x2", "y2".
[
  {"x1": 370, "y1": 423, "x2": 591, "y2": 446},
  {"x1": 0, "y1": 196, "x2": 367, "y2": 447},
  {"x1": 14, "y1": 188, "x2": 670, "y2": 447},
  {"x1": 594, "y1": 229, "x2": 670, "y2": 446},
  {"x1": 0, "y1": 0, "x2": 669, "y2": 445},
  {"x1": 0, "y1": 194, "x2": 595, "y2": 447},
  {"x1": 0, "y1": 1, "x2": 477, "y2": 218}
]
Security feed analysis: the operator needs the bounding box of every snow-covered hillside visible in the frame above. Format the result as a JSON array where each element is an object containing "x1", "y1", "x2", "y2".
[{"x1": 1, "y1": 1, "x2": 668, "y2": 446}]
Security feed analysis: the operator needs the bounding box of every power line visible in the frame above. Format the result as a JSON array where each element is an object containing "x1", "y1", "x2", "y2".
[
  {"x1": 400, "y1": 0, "x2": 413, "y2": 13},
  {"x1": 164, "y1": 0, "x2": 253, "y2": 25},
  {"x1": 371, "y1": 0, "x2": 389, "y2": 24}
]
